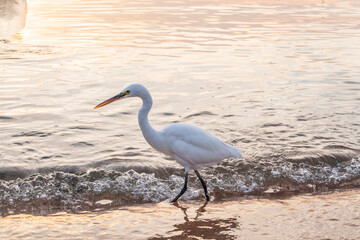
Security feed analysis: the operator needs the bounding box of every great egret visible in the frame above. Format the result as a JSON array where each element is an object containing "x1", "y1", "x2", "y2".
[{"x1": 94, "y1": 84, "x2": 242, "y2": 202}]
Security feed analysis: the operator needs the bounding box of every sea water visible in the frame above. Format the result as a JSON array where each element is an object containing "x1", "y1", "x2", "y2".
[{"x1": 0, "y1": 0, "x2": 359, "y2": 215}]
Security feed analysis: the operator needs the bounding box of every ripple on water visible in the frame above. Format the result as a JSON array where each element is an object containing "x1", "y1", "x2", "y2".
[
  {"x1": 0, "y1": 116, "x2": 13, "y2": 120},
  {"x1": 0, "y1": 43, "x2": 75, "y2": 62},
  {"x1": 70, "y1": 142, "x2": 95, "y2": 147},
  {"x1": 11, "y1": 131, "x2": 52, "y2": 138},
  {"x1": 184, "y1": 111, "x2": 216, "y2": 119}
]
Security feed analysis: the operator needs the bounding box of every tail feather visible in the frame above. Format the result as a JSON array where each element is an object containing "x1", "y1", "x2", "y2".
[{"x1": 229, "y1": 146, "x2": 242, "y2": 158}]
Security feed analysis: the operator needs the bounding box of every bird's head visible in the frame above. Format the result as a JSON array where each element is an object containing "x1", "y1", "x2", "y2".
[{"x1": 94, "y1": 83, "x2": 148, "y2": 109}]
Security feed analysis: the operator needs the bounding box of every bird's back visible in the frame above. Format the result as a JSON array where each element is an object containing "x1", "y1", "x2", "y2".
[{"x1": 159, "y1": 123, "x2": 242, "y2": 170}]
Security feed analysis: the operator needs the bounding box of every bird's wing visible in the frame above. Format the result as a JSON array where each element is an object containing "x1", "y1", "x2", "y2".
[{"x1": 161, "y1": 123, "x2": 240, "y2": 169}]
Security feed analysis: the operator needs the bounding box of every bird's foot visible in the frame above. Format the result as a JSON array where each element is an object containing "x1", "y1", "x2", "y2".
[{"x1": 205, "y1": 194, "x2": 210, "y2": 201}]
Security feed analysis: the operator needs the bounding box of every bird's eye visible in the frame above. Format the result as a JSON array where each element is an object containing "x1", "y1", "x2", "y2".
[{"x1": 124, "y1": 90, "x2": 130, "y2": 95}]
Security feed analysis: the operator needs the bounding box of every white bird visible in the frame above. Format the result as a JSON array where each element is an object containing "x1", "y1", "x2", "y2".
[{"x1": 94, "y1": 84, "x2": 242, "y2": 202}]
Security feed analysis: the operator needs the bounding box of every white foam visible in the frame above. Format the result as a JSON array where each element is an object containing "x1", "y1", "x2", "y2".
[{"x1": 1, "y1": 158, "x2": 360, "y2": 213}]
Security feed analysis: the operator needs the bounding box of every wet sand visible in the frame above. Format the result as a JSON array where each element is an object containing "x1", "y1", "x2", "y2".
[{"x1": 1, "y1": 190, "x2": 360, "y2": 239}]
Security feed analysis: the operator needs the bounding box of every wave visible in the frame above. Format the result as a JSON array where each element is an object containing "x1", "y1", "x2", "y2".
[{"x1": 1, "y1": 156, "x2": 360, "y2": 216}]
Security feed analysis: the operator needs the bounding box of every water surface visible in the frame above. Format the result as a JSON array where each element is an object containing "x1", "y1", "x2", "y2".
[{"x1": 0, "y1": 0, "x2": 360, "y2": 213}]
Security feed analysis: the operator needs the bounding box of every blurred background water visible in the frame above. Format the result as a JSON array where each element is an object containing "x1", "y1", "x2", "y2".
[
  {"x1": 0, "y1": 0, "x2": 27, "y2": 37},
  {"x1": 0, "y1": 0, "x2": 359, "y2": 213}
]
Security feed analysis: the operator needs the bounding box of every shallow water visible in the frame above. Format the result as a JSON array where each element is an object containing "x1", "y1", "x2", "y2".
[
  {"x1": 1, "y1": 0, "x2": 360, "y2": 213},
  {"x1": 1, "y1": 190, "x2": 360, "y2": 239}
]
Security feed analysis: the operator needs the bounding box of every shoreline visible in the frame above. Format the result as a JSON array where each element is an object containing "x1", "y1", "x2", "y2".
[{"x1": 1, "y1": 189, "x2": 360, "y2": 239}]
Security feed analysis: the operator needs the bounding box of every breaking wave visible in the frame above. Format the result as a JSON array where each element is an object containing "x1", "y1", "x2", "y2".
[{"x1": 1, "y1": 156, "x2": 360, "y2": 216}]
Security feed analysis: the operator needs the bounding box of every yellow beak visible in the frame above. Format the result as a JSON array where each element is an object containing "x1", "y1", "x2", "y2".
[{"x1": 94, "y1": 93, "x2": 125, "y2": 109}]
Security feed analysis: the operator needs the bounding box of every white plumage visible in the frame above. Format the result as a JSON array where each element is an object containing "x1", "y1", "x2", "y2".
[
  {"x1": 160, "y1": 123, "x2": 242, "y2": 170},
  {"x1": 95, "y1": 83, "x2": 242, "y2": 202}
]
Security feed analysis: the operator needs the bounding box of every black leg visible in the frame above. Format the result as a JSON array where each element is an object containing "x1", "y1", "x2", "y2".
[
  {"x1": 194, "y1": 170, "x2": 210, "y2": 201},
  {"x1": 171, "y1": 171, "x2": 188, "y2": 203}
]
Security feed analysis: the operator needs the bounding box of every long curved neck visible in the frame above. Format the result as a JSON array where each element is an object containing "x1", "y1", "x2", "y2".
[{"x1": 138, "y1": 90, "x2": 161, "y2": 150}]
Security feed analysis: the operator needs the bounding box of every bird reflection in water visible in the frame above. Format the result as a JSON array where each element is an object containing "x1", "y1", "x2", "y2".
[{"x1": 148, "y1": 202, "x2": 240, "y2": 240}]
